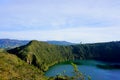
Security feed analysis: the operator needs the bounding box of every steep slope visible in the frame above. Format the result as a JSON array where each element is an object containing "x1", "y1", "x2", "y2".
[
  {"x1": 0, "y1": 51, "x2": 46, "y2": 80},
  {"x1": 8, "y1": 40, "x2": 120, "y2": 72},
  {"x1": 8, "y1": 40, "x2": 74, "y2": 71},
  {"x1": 71, "y1": 41, "x2": 120, "y2": 62}
]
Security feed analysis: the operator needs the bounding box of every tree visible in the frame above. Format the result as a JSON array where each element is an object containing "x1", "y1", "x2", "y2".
[{"x1": 51, "y1": 63, "x2": 91, "y2": 80}]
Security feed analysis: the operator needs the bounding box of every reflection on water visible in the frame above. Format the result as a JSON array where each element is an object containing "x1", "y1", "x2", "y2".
[{"x1": 45, "y1": 60, "x2": 120, "y2": 80}]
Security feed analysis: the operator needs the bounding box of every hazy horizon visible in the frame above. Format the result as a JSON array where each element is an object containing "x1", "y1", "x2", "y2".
[{"x1": 0, "y1": 0, "x2": 120, "y2": 43}]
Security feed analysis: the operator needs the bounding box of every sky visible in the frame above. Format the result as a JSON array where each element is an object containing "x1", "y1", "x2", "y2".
[{"x1": 0, "y1": 0, "x2": 120, "y2": 43}]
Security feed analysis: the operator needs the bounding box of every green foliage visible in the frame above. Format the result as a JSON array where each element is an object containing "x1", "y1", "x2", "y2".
[
  {"x1": 2, "y1": 40, "x2": 120, "y2": 80},
  {"x1": 8, "y1": 40, "x2": 74, "y2": 71},
  {"x1": 8, "y1": 40, "x2": 120, "y2": 72},
  {"x1": 71, "y1": 42, "x2": 120, "y2": 62},
  {"x1": 0, "y1": 52, "x2": 46, "y2": 80},
  {"x1": 49, "y1": 63, "x2": 91, "y2": 80},
  {"x1": 71, "y1": 63, "x2": 91, "y2": 80}
]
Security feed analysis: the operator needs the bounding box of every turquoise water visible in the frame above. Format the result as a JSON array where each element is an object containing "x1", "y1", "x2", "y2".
[{"x1": 45, "y1": 60, "x2": 120, "y2": 80}]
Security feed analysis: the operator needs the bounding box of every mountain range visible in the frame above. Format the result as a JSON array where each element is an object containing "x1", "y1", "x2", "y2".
[
  {"x1": 8, "y1": 40, "x2": 120, "y2": 71},
  {"x1": 0, "y1": 39, "x2": 75, "y2": 49},
  {"x1": 0, "y1": 39, "x2": 120, "y2": 79}
]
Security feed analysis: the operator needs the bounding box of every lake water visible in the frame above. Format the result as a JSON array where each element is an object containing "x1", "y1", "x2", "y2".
[{"x1": 45, "y1": 60, "x2": 120, "y2": 80}]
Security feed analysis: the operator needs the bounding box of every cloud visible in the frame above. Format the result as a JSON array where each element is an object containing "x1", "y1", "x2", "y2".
[
  {"x1": 1, "y1": 0, "x2": 120, "y2": 25},
  {"x1": 1, "y1": 26, "x2": 120, "y2": 43},
  {"x1": 0, "y1": 0, "x2": 120, "y2": 42}
]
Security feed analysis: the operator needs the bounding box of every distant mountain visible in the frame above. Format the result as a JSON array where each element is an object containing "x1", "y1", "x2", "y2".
[
  {"x1": 46, "y1": 41, "x2": 75, "y2": 45},
  {"x1": 1, "y1": 39, "x2": 120, "y2": 79},
  {"x1": 0, "y1": 39, "x2": 75, "y2": 49},
  {"x1": 0, "y1": 39, "x2": 29, "y2": 49}
]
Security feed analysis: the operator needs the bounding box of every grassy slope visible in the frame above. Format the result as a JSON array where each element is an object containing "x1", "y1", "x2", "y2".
[
  {"x1": 8, "y1": 40, "x2": 120, "y2": 73},
  {"x1": 0, "y1": 51, "x2": 46, "y2": 80},
  {"x1": 8, "y1": 40, "x2": 74, "y2": 71},
  {"x1": 2, "y1": 40, "x2": 120, "y2": 80}
]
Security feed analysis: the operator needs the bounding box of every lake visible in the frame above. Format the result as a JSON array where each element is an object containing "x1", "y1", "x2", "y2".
[{"x1": 45, "y1": 60, "x2": 120, "y2": 80}]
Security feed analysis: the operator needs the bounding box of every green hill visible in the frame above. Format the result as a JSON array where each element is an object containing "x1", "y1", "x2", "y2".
[
  {"x1": 8, "y1": 40, "x2": 120, "y2": 72},
  {"x1": 2, "y1": 40, "x2": 120, "y2": 79},
  {"x1": 71, "y1": 42, "x2": 120, "y2": 62},
  {"x1": 8, "y1": 40, "x2": 74, "y2": 71},
  {"x1": 0, "y1": 51, "x2": 46, "y2": 80}
]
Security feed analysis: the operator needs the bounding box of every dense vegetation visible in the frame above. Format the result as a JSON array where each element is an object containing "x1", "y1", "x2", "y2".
[
  {"x1": 71, "y1": 42, "x2": 120, "y2": 62},
  {"x1": 49, "y1": 63, "x2": 91, "y2": 80},
  {"x1": 8, "y1": 40, "x2": 74, "y2": 71},
  {"x1": 0, "y1": 50, "x2": 46, "y2": 80},
  {"x1": 8, "y1": 40, "x2": 120, "y2": 72},
  {"x1": 0, "y1": 50, "x2": 90, "y2": 80},
  {"x1": 1, "y1": 40, "x2": 119, "y2": 79}
]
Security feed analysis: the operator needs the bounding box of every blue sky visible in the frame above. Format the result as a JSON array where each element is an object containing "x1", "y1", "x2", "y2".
[{"x1": 0, "y1": 0, "x2": 120, "y2": 43}]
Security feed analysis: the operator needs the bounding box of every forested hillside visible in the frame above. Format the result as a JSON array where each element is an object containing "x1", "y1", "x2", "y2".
[
  {"x1": 8, "y1": 40, "x2": 74, "y2": 71},
  {"x1": 71, "y1": 42, "x2": 120, "y2": 62},
  {"x1": 8, "y1": 40, "x2": 120, "y2": 72},
  {"x1": 0, "y1": 50, "x2": 46, "y2": 80}
]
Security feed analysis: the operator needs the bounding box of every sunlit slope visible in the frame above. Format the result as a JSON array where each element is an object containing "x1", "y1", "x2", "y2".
[
  {"x1": 8, "y1": 40, "x2": 120, "y2": 72},
  {"x1": 8, "y1": 40, "x2": 74, "y2": 71},
  {"x1": 0, "y1": 51, "x2": 46, "y2": 80}
]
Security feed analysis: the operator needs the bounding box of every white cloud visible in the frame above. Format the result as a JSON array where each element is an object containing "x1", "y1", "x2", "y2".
[
  {"x1": 1, "y1": 26, "x2": 120, "y2": 43},
  {"x1": 0, "y1": 0, "x2": 120, "y2": 42},
  {"x1": 0, "y1": 0, "x2": 120, "y2": 27}
]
